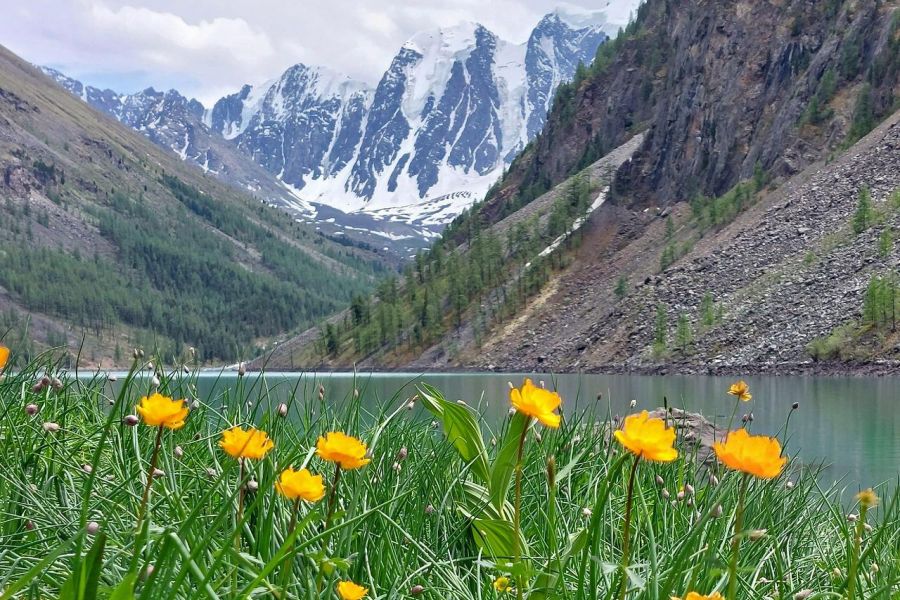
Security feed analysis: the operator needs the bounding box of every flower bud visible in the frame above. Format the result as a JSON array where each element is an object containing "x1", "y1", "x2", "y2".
[
  {"x1": 684, "y1": 483, "x2": 694, "y2": 497},
  {"x1": 655, "y1": 475, "x2": 665, "y2": 487},
  {"x1": 42, "y1": 422, "x2": 60, "y2": 433},
  {"x1": 629, "y1": 399, "x2": 637, "y2": 408},
  {"x1": 430, "y1": 420, "x2": 438, "y2": 429},
  {"x1": 711, "y1": 504, "x2": 723, "y2": 518},
  {"x1": 676, "y1": 490, "x2": 685, "y2": 501},
  {"x1": 123, "y1": 415, "x2": 139, "y2": 427},
  {"x1": 206, "y1": 468, "x2": 218, "y2": 478},
  {"x1": 277, "y1": 403, "x2": 288, "y2": 417},
  {"x1": 661, "y1": 488, "x2": 670, "y2": 499},
  {"x1": 392, "y1": 462, "x2": 402, "y2": 473},
  {"x1": 410, "y1": 585, "x2": 425, "y2": 596},
  {"x1": 863, "y1": 522, "x2": 873, "y2": 532},
  {"x1": 82, "y1": 464, "x2": 93, "y2": 474},
  {"x1": 133, "y1": 348, "x2": 143, "y2": 359},
  {"x1": 582, "y1": 507, "x2": 592, "y2": 518},
  {"x1": 353, "y1": 388, "x2": 359, "y2": 398},
  {"x1": 786, "y1": 480, "x2": 794, "y2": 489},
  {"x1": 182, "y1": 365, "x2": 189, "y2": 374},
  {"x1": 25, "y1": 404, "x2": 39, "y2": 416},
  {"x1": 246, "y1": 479, "x2": 258, "y2": 492},
  {"x1": 870, "y1": 562, "x2": 879, "y2": 574},
  {"x1": 847, "y1": 513, "x2": 858, "y2": 523},
  {"x1": 150, "y1": 375, "x2": 160, "y2": 388},
  {"x1": 31, "y1": 381, "x2": 45, "y2": 393},
  {"x1": 508, "y1": 406, "x2": 516, "y2": 416},
  {"x1": 50, "y1": 377, "x2": 63, "y2": 391},
  {"x1": 86, "y1": 521, "x2": 100, "y2": 535},
  {"x1": 152, "y1": 468, "x2": 165, "y2": 479},
  {"x1": 792, "y1": 401, "x2": 799, "y2": 410},
  {"x1": 107, "y1": 374, "x2": 118, "y2": 382},
  {"x1": 146, "y1": 361, "x2": 153, "y2": 371},
  {"x1": 397, "y1": 447, "x2": 408, "y2": 461},
  {"x1": 794, "y1": 590, "x2": 813, "y2": 600},
  {"x1": 25, "y1": 520, "x2": 34, "y2": 531},
  {"x1": 710, "y1": 474, "x2": 719, "y2": 487},
  {"x1": 406, "y1": 401, "x2": 415, "y2": 410},
  {"x1": 546, "y1": 456, "x2": 556, "y2": 489},
  {"x1": 238, "y1": 362, "x2": 246, "y2": 377},
  {"x1": 144, "y1": 564, "x2": 155, "y2": 579},
  {"x1": 424, "y1": 504, "x2": 435, "y2": 515},
  {"x1": 173, "y1": 446, "x2": 184, "y2": 458}
]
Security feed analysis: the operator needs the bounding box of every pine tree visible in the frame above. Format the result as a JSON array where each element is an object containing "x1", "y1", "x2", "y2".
[
  {"x1": 614, "y1": 275, "x2": 628, "y2": 299},
  {"x1": 852, "y1": 187, "x2": 874, "y2": 234},
  {"x1": 676, "y1": 313, "x2": 692, "y2": 354}
]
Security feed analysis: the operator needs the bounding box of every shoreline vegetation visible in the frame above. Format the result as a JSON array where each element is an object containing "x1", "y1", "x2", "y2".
[{"x1": 0, "y1": 346, "x2": 898, "y2": 599}]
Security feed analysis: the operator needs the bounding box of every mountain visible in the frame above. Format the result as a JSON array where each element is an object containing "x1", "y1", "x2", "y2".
[
  {"x1": 0, "y1": 44, "x2": 386, "y2": 366},
  {"x1": 209, "y1": 12, "x2": 612, "y2": 227},
  {"x1": 257, "y1": 0, "x2": 900, "y2": 373},
  {"x1": 40, "y1": 8, "x2": 628, "y2": 252}
]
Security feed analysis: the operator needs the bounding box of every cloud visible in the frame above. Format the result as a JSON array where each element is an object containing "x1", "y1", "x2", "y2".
[{"x1": 0, "y1": 0, "x2": 641, "y2": 106}]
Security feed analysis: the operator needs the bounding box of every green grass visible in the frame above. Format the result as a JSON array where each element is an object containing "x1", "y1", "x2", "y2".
[{"x1": 0, "y1": 352, "x2": 898, "y2": 599}]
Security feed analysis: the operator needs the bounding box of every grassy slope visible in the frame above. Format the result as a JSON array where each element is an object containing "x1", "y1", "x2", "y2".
[{"x1": 0, "y1": 45, "x2": 388, "y2": 366}]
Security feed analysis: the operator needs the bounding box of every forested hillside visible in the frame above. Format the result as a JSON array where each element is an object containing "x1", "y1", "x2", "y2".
[{"x1": 0, "y1": 45, "x2": 386, "y2": 365}]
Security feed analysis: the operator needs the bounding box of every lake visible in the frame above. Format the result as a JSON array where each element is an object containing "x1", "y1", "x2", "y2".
[{"x1": 145, "y1": 370, "x2": 898, "y2": 494}]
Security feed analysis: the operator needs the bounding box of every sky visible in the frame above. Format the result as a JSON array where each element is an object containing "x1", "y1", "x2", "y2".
[{"x1": 0, "y1": 0, "x2": 639, "y2": 106}]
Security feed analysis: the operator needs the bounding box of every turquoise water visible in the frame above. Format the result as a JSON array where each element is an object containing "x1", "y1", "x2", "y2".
[{"x1": 141, "y1": 371, "x2": 898, "y2": 494}]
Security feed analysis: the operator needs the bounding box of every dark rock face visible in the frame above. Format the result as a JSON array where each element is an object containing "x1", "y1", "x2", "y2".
[
  {"x1": 493, "y1": 0, "x2": 899, "y2": 213},
  {"x1": 208, "y1": 84, "x2": 251, "y2": 137}
]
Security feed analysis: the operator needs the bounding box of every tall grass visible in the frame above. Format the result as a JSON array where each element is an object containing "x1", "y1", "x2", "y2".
[{"x1": 0, "y1": 352, "x2": 897, "y2": 599}]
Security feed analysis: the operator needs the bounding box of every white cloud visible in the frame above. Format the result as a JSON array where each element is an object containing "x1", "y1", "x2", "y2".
[{"x1": 0, "y1": 0, "x2": 641, "y2": 106}]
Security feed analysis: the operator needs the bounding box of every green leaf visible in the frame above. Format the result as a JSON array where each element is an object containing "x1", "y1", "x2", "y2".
[
  {"x1": 418, "y1": 385, "x2": 490, "y2": 485},
  {"x1": 0, "y1": 537, "x2": 74, "y2": 600},
  {"x1": 108, "y1": 574, "x2": 138, "y2": 600},
  {"x1": 472, "y1": 517, "x2": 524, "y2": 560},
  {"x1": 529, "y1": 529, "x2": 589, "y2": 599},
  {"x1": 489, "y1": 412, "x2": 529, "y2": 512}
]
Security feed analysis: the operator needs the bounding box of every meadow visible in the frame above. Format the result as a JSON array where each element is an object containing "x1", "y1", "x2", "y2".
[{"x1": 0, "y1": 348, "x2": 897, "y2": 599}]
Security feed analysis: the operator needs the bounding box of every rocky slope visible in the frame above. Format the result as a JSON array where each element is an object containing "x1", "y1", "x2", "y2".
[
  {"x1": 465, "y1": 109, "x2": 900, "y2": 374},
  {"x1": 487, "y1": 0, "x2": 899, "y2": 215}
]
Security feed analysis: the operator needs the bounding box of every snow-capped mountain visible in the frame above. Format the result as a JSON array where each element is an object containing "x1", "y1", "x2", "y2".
[
  {"x1": 208, "y1": 10, "x2": 611, "y2": 224},
  {"x1": 40, "y1": 7, "x2": 632, "y2": 251}
]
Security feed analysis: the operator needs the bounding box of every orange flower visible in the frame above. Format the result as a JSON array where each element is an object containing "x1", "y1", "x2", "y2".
[
  {"x1": 336, "y1": 580, "x2": 368, "y2": 600},
  {"x1": 727, "y1": 380, "x2": 752, "y2": 402},
  {"x1": 713, "y1": 429, "x2": 786, "y2": 479},
  {"x1": 671, "y1": 593, "x2": 724, "y2": 600},
  {"x1": 136, "y1": 392, "x2": 189, "y2": 429},
  {"x1": 509, "y1": 378, "x2": 562, "y2": 428},
  {"x1": 614, "y1": 411, "x2": 678, "y2": 462},
  {"x1": 219, "y1": 426, "x2": 274, "y2": 460},
  {"x1": 0, "y1": 346, "x2": 9, "y2": 370},
  {"x1": 316, "y1": 432, "x2": 371, "y2": 470},
  {"x1": 275, "y1": 467, "x2": 325, "y2": 503}
]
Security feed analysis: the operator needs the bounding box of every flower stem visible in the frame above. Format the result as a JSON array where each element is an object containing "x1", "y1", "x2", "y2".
[
  {"x1": 513, "y1": 417, "x2": 531, "y2": 600},
  {"x1": 278, "y1": 499, "x2": 300, "y2": 596},
  {"x1": 846, "y1": 503, "x2": 867, "y2": 600},
  {"x1": 727, "y1": 474, "x2": 750, "y2": 600},
  {"x1": 134, "y1": 425, "x2": 164, "y2": 536},
  {"x1": 617, "y1": 454, "x2": 641, "y2": 600},
  {"x1": 316, "y1": 463, "x2": 343, "y2": 593}
]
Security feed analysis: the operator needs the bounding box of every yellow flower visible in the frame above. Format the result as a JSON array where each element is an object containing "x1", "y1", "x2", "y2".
[
  {"x1": 727, "y1": 380, "x2": 752, "y2": 402},
  {"x1": 219, "y1": 426, "x2": 274, "y2": 460},
  {"x1": 136, "y1": 392, "x2": 189, "y2": 430},
  {"x1": 336, "y1": 580, "x2": 368, "y2": 600},
  {"x1": 493, "y1": 576, "x2": 511, "y2": 593},
  {"x1": 275, "y1": 467, "x2": 325, "y2": 503},
  {"x1": 856, "y1": 488, "x2": 879, "y2": 509},
  {"x1": 713, "y1": 429, "x2": 786, "y2": 479},
  {"x1": 509, "y1": 378, "x2": 562, "y2": 428},
  {"x1": 0, "y1": 346, "x2": 9, "y2": 369},
  {"x1": 614, "y1": 411, "x2": 678, "y2": 462},
  {"x1": 316, "y1": 431, "x2": 371, "y2": 470},
  {"x1": 671, "y1": 593, "x2": 725, "y2": 600}
]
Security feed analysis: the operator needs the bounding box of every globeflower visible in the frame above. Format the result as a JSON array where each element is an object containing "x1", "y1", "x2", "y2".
[
  {"x1": 671, "y1": 593, "x2": 725, "y2": 600},
  {"x1": 136, "y1": 392, "x2": 189, "y2": 430},
  {"x1": 220, "y1": 426, "x2": 274, "y2": 460},
  {"x1": 713, "y1": 429, "x2": 786, "y2": 479},
  {"x1": 0, "y1": 345, "x2": 9, "y2": 369},
  {"x1": 727, "y1": 380, "x2": 752, "y2": 402},
  {"x1": 336, "y1": 580, "x2": 368, "y2": 600},
  {"x1": 316, "y1": 431, "x2": 370, "y2": 470},
  {"x1": 614, "y1": 411, "x2": 678, "y2": 462},
  {"x1": 509, "y1": 378, "x2": 561, "y2": 428},
  {"x1": 275, "y1": 467, "x2": 325, "y2": 503},
  {"x1": 493, "y1": 576, "x2": 511, "y2": 593},
  {"x1": 856, "y1": 488, "x2": 879, "y2": 509}
]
